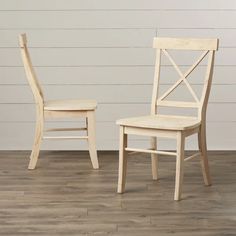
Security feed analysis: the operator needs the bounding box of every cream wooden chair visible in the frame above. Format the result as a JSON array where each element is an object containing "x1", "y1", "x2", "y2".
[
  {"x1": 117, "y1": 37, "x2": 219, "y2": 200},
  {"x1": 19, "y1": 33, "x2": 99, "y2": 170}
]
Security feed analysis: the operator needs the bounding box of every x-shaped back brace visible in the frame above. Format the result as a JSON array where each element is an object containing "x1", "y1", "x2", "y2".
[{"x1": 158, "y1": 49, "x2": 209, "y2": 104}]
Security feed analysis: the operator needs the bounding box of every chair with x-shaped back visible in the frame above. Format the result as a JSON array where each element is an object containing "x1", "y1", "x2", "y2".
[
  {"x1": 117, "y1": 37, "x2": 219, "y2": 200},
  {"x1": 19, "y1": 33, "x2": 99, "y2": 170}
]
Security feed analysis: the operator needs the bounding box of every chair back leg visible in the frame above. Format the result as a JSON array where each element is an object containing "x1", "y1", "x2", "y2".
[
  {"x1": 87, "y1": 111, "x2": 99, "y2": 169},
  {"x1": 150, "y1": 137, "x2": 158, "y2": 180},
  {"x1": 117, "y1": 126, "x2": 128, "y2": 193},
  {"x1": 28, "y1": 115, "x2": 43, "y2": 170},
  {"x1": 198, "y1": 124, "x2": 212, "y2": 186},
  {"x1": 174, "y1": 131, "x2": 185, "y2": 200}
]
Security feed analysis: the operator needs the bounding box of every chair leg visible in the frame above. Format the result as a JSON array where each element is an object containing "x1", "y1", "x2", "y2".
[
  {"x1": 117, "y1": 126, "x2": 128, "y2": 193},
  {"x1": 198, "y1": 125, "x2": 211, "y2": 186},
  {"x1": 28, "y1": 118, "x2": 43, "y2": 170},
  {"x1": 174, "y1": 131, "x2": 185, "y2": 201},
  {"x1": 87, "y1": 111, "x2": 99, "y2": 169},
  {"x1": 150, "y1": 137, "x2": 158, "y2": 180}
]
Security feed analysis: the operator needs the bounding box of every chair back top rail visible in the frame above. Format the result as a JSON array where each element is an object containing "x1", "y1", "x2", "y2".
[{"x1": 153, "y1": 37, "x2": 219, "y2": 50}]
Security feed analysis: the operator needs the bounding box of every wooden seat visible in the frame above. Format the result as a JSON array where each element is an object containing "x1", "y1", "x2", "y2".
[
  {"x1": 117, "y1": 115, "x2": 201, "y2": 131},
  {"x1": 44, "y1": 99, "x2": 97, "y2": 111},
  {"x1": 19, "y1": 33, "x2": 99, "y2": 170},
  {"x1": 117, "y1": 37, "x2": 219, "y2": 200}
]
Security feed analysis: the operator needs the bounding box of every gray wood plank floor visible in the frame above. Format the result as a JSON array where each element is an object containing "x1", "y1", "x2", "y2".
[{"x1": 0, "y1": 151, "x2": 235, "y2": 235}]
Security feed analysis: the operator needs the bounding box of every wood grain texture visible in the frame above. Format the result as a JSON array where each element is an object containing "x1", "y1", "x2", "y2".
[
  {"x1": 117, "y1": 37, "x2": 217, "y2": 200},
  {"x1": 117, "y1": 115, "x2": 201, "y2": 130},
  {"x1": 0, "y1": 150, "x2": 235, "y2": 235},
  {"x1": 44, "y1": 99, "x2": 97, "y2": 111},
  {"x1": 19, "y1": 34, "x2": 99, "y2": 169}
]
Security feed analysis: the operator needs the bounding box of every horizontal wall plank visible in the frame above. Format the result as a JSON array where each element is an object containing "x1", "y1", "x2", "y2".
[
  {"x1": 0, "y1": 66, "x2": 155, "y2": 85},
  {"x1": 0, "y1": 84, "x2": 234, "y2": 103},
  {"x1": 0, "y1": 103, "x2": 235, "y2": 122},
  {"x1": 0, "y1": 28, "x2": 234, "y2": 48},
  {"x1": 0, "y1": 11, "x2": 235, "y2": 29},
  {"x1": 1, "y1": 0, "x2": 236, "y2": 10},
  {"x1": 0, "y1": 122, "x2": 235, "y2": 150},
  {"x1": 0, "y1": 29, "x2": 156, "y2": 47},
  {"x1": 0, "y1": 66, "x2": 233, "y2": 85},
  {"x1": 0, "y1": 48, "x2": 154, "y2": 66},
  {"x1": 0, "y1": 48, "x2": 231, "y2": 66}
]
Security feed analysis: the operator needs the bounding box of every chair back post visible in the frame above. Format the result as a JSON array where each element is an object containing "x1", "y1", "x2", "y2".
[
  {"x1": 198, "y1": 50, "x2": 216, "y2": 121},
  {"x1": 152, "y1": 37, "x2": 219, "y2": 121},
  {"x1": 19, "y1": 34, "x2": 44, "y2": 112},
  {"x1": 151, "y1": 48, "x2": 161, "y2": 115}
]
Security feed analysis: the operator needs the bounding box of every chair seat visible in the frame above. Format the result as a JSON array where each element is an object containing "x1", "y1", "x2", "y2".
[
  {"x1": 117, "y1": 115, "x2": 201, "y2": 131},
  {"x1": 44, "y1": 99, "x2": 97, "y2": 111}
]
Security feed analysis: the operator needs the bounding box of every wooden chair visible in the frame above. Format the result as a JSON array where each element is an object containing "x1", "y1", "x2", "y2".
[
  {"x1": 19, "y1": 33, "x2": 99, "y2": 170},
  {"x1": 117, "y1": 37, "x2": 219, "y2": 200}
]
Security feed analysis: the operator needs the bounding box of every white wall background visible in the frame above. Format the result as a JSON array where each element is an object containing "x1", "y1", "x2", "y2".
[{"x1": 0, "y1": 0, "x2": 235, "y2": 150}]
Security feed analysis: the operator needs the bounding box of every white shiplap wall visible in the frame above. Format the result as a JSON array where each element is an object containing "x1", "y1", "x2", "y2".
[{"x1": 0, "y1": 0, "x2": 235, "y2": 150}]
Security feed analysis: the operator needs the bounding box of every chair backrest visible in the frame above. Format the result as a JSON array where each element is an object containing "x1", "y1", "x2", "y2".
[
  {"x1": 151, "y1": 37, "x2": 219, "y2": 121},
  {"x1": 19, "y1": 34, "x2": 44, "y2": 105}
]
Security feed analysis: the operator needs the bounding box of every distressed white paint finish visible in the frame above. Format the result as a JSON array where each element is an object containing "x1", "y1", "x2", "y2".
[{"x1": 0, "y1": 0, "x2": 234, "y2": 150}]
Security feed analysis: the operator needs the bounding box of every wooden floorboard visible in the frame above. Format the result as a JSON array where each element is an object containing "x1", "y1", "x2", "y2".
[{"x1": 0, "y1": 151, "x2": 235, "y2": 235}]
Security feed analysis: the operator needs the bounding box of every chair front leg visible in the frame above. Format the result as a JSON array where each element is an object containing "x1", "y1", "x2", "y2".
[
  {"x1": 28, "y1": 115, "x2": 43, "y2": 170},
  {"x1": 150, "y1": 137, "x2": 158, "y2": 180},
  {"x1": 87, "y1": 111, "x2": 99, "y2": 169},
  {"x1": 174, "y1": 131, "x2": 185, "y2": 201},
  {"x1": 117, "y1": 126, "x2": 128, "y2": 193},
  {"x1": 198, "y1": 124, "x2": 211, "y2": 186}
]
